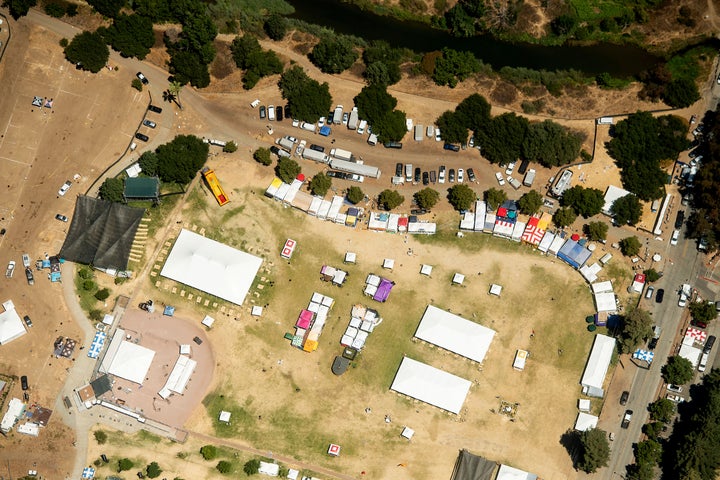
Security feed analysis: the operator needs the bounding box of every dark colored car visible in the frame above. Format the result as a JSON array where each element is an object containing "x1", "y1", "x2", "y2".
[
  {"x1": 327, "y1": 171, "x2": 350, "y2": 180},
  {"x1": 259, "y1": 105, "x2": 266, "y2": 119},
  {"x1": 449, "y1": 169, "x2": 456, "y2": 183},
  {"x1": 620, "y1": 391, "x2": 629, "y2": 405},
  {"x1": 429, "y1": 170, "x2": 436, "y2": 183},
  {"x1": 148, "y1": 105, "x2": 162, "y2": 114},
  {"x1": 135, "y1": 132, "x2": 149, "y2": 142},
  {"x1": 692, "y1": 319, "x2": 708, "y2": 329},
  {"x1": 328, "y1": 112, "x2": 335, "y2": 124},
  {"x1": 705, "y1": 335, "x2": 716, "y2": 354},
  {"x1": 443, "y1": 143, "x2": 460, "y2": 152},
  {"x1": 648, "y1": 337, "x2": 658, "y2": 350},
  {"x1": 422, "y1": 171, "x2": 429, "y2": 185},
  {"x1": 23, "y1": 315, "x2": 32, "y2": 328},
  {"x1": 414, "y1": 167, "x2": 421, "y2": 183},
  {"x1": 675, "y1": 210, "x2": 685, "y2": 229},
  {"x1": 621, "y1": 410, "x2": 633, "y2": 429},
  {"x1": 383, "y1": 141, "x2": 403, "y2": 149},
  {"x1": 411, "y1": 209, "x2": 428, "y2": 215},
  {"x1": 309, "y1": 144, "x2": 325, "y2": 153},
  {"x1": 284, "y1": 104, "x2": 291, "y2": 118},
  {"x1": 136, "y1": 72, "x2": 149, "y2": 85},
  {"x1": 21, "y1": 375, "x2": 28, "y2": 390},
  {"x1": 276, "y1": 106, "x2": 283, "y2": 121},
  {"x1": 518, "y1": 159, "x2": 530, "y2": 175},
  {"x1": 467, "y1": 168, "x2": 476, "y2": 182},
  {"x1": 193, "y1": 336, "x2": 203, "y2": 345},
  {"x1": 395, "y1": 163, "x2": 403, "y2": 177},
  {"x1": 655, "y1": 289, "x2": 664, "y2": 303},
  {"x1": 101, "y1": 454, "x2": 109, "y2": 463}
]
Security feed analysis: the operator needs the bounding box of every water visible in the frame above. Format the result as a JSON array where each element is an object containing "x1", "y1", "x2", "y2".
[{"x1": 288, "y1": 0, "x2": 661, "y2": 77}]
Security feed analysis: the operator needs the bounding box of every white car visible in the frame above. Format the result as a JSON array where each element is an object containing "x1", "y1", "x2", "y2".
[
  {"x1": 667, "y1": 384, "x2": 683, "y2": 393},
  {"x1": 666, "y1": 393, "x2": 684, "y2": 403},
  {"x1": 678, "y1": 293, "x2": 688, "y2": 307},
  {"x1": 457, "y1": 169, "x2": 464, "y2": 183},
  {"x1": 318, "y1": 117, "x2": 326, "y2": 127},
  {"x1": 505, "y1": 162, "x2": 516, "y2": 175},
  {"x1": 250, "y1": 99, "x2": 260, "y2": 108},
  {"x1": 438, "y1": 166, "x2": 446, "y2": 184},
  {"x1": 671, "y1": 229, "x2": 680, "y2": 246},
  {"x1": 435, "y1": 128, "x2": 442, "y2": 142},
  {"x1": 292, "y1": 119, "x2": 300, "y2": 128},
  {"x1": 58, "y1": 180, "x2": 72, "y2": 196},
  {"x1": 495, "y1": 172, "x2": 506, "y2": 186},
  {"x1": 268, "y1": 105, "x2": 275, "y2": 121},
  {"x1": 22, "y1": 254, "x2": 30, "y2": 268},
  {"x1": 296, "y1": 140, "x2": 306, "y2": 156}
]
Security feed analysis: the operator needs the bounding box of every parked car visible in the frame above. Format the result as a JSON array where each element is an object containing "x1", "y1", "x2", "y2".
[
  {"x1": 705, "y1": 335, "x2": 716, "y2": 354},
  {"x1": 457, "y1": 169, "x2": 464, "y2": 183},
  {"x1": 443, "y1": 143, "x2": 460, "y2": 152},
  {"x1": 655, "y1": 288, "x2": 664, "y2": 303},
  {"x1": 439, "y1": 165, "x2": 446, "y2": 184},
  {"x1": 422, "y1": 171, "x2": 429, "y2": 185},
  {"x1": 467, "y1": 168, "x2": 476, "y2": 182},
  {"x1": 58, "y1": 180, "x2": 72, "y2": 196},
  {"x1": 23, "y1": 315, "x2": 32, "y2": 328},
  {"x1": 648, "y1": 337, "x2": 658, "y2": 350},
  {"x1": 268, "y1": 105, "x2": 275, "y2": 121},
  {"x1": 505, "y1": 162, "x2": 516, "y2": 175},
  {"x1": 495, "y1": 172, "x2": 506, "y2": 186},
  {"x1": 148, "y1": 105, "x2": 162, "y2": 114},
  {"x1": 435, "y1": 128, "x2": 442, "y2": 142},
  {"x1": 142, "y1": 119, "x2": 156, "y2": 128},
  {"x1": 429, "y1": 170, "x2": 436, "y2": 183},
  {"x1": 55, "y1": 214, "x2": 68, "y2": 222},
  {"x1": 135, "y1": 133, "x2": 149, "y2": 142},
  {"x1": 22, "y1": 254, "x2": 30, "y2": 268},
  {"x1": 6, "y1": 261, "x2": 15, "y2": 278},
  {"x1": 414, "y1": 168, "x2": 421, "y2": 183},
  {"x1": 620, "y1": 391, "x2": 629, "y2": 405},
  {"x1": 448, "y1": 169, "x2": 455, "y2": 183},
  {"x1": 269, "y1": 146, "x2": 290, "y2": 158},
  {"x1": 296, "y1": 140, "x2": 306, "y2": 156},
  {"x1": 410, "y1": 209, "x2": 428, "y2": 215},
  {"x1": 671, "y1": 229, "x2": 680, "y2": 246},
  {"x1": 136, "y1": 72, "x2": 149, "y2": 85},
  {"x1": 310, "y1": 144, "x2": 325, "y2": 153},
  {"x1": 318, "y1": 117, "x2": 326, "y2": 127},
  {"x1": 259, "y1": 106, "x2": 266, "y2": 119},
  {"x1": 667, "y1": 384, "x2": 683, "y2": 393},
  {"x1": 327, "y1": 171, "x2": 349, "y2": 180},
  {"x1": 666, "y1": 394, "x2": 684, "y2": 403},
  {"x1": 21, "y1": 375, "x2": 28, "y2": 390},
  {"x1": 25, "y1": 267, "x2": 34, "y2": 285},
  {"x1": 395, "y1": 163, "x2": 403, "y2": 177},
  {"x1": 284, "y1": 104, "x2": 291, "y2": 118},
  {"x1": 621, "y1": 410, "x2": 633, "y2": 429},
  {"x1": 691, "y1": 319, "x2": 708, "y2": 329},
  {"x1": 276, "y1": 106, "x2": 283, "y2": 121},
  {"x1": 342, "y1": 112, "x2": 349, "y2": 124}
]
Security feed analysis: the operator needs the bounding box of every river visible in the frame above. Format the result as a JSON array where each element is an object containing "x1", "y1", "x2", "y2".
[{"x1": 287, "y1": 0, "x2": 661, "y2": 77}]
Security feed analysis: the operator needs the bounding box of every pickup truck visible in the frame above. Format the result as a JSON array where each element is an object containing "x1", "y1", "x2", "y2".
[
  {"x1": 621, "y1": 410, "x2": 633, "y2": 429},
  {"x1": 25, "y1": 267, "x2": 34, "y2": 286},
  {"x1": 6, "y1": 260, "x2": 15, "y2": 278}
]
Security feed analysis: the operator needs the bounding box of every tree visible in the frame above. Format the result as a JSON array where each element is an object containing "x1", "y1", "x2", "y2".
[
  {"x1": 354, "y1": 85, "x2": 398, "y2": 127},
  {"x1": 643, "y1": 421, "x2": 664, "y2": 439},
  {"x1": 64, "y1": 31, "x2": 110, "y2": 73},
  {"x1": 216, "y1": 460, "x2": 232, "y2": 474},
  {"x1": 644, "y1": 268, "x2": 661, "y2": 283},
  {"x1": 414, "y1": 188, "x2": 440, "y2": 209},
  {"x1": 94, "y1": 430, "x2": 107, "y2": 444},
  {"x1": 45, "y1": 3, "x2": 66, "y2": 17},
  {"x1": 560, "y1": 186, "x2": 604, "y2": 218},
  {"x1": 107, "y1": 14, "x2": 155, "y2": 59},
  {"x1": 118, "y1": 458, "x2": 134, "y2": 472},
  {"x1": 378, "y1": 189, "x2": 404, "y2": 210},
  {"x1": 346, "y1": 186, "x2": 364, "y2": 204},
  {"x1": 553, "y1": 207, "x2": 577, "y2": 228},
  {"x1": 275, "y1": 157, "x2": 301, "y2": 184},
  {"x1": 611, "y1": 194, "x2": 642, "y2": 225},
  {"x1": 253, "y1": 148, "x2": 272, "y2": 166},
  {"x1": 223, "y1": 141, "x2": 238, "y2": 153},
  {"x1": 634, "y1": 439, "x2": 663, "y2": 466},
  {"x1": 584, "y1": 221, "x2": 609, "y2": 241},
  {"x1": 483, "y1": 188, "x2": 506, "y2": 211},
  {"x1": 264, "y1": 14, "x2": 288, "y2": 40},
  {"x1": 522, "y1": 120, "x2": 582, "y2": 167},
  {"x1": 278, "y1": 66, "x2": 332, "y2": 123},
  {"x1": 200, "y1": 445, "x2": 217, "y2": 460},
  {"x1": 662, "y1": 77, "x2": 700, "y2": 109},
  {"x1": 455, "y1": 93, "x2": 491, "y2": 132},
  {"x1": 132, "y1": 78, "x2": 143, "y2": 91},
  {"x1": 661, "y1": 356, "x2": 694, "y2": 385},
  {"x1": 230, "y1": 35, "x2": 283, "y2": 89},
  {"x1": 169, "y1": 50, "x2": 210, "y2": 88},
  {"x1": 362, "y1": 41, "x2": 402, "y2": 86},
  {"x1": 98, "y1": 178, "x2": 124, "y2": 202},
  {"x1": 435, "y1": 110, "x2": 468, "y2": 145},
  {"x1": 619, "y1": 236, "x2": 642, "y2": 257},
  {"x1": 432, "y1": 48, "x2": 481, "y2": 87},
  {"x1": 648, "y1": 398, "x2": 675, "y2": 423},
  {"x1": 309, "y1": 36, "x2": 358, "y2": 74},
  {"x1": 517, "y1": 190, "x2": 543, "y2": 215},
  {"x1": 138, "y1": 151, "x2": 159, "y2": 176},
  {"x1": 166, "y1": 81, "x2": 184, "y2": 109},
  {"x1": 618, "y1": 307, "x2": 653, "y2": 353},
  {"x1": 449, "y1": 184, "x2": 477, "y2": 211},
  {"x1": 551, "y1": 14, "x2": 577, "y2": 35},
  {"x1": 3, "y1": 0, "x2": 37, "y2": 19},
  {"x1": 309, "y1": 173, "x2": 332, "y2": 196},
  {"x1": 475, "y1": 113, "x2": 529, "y2": 165},
  {"x1": 372, "y1": 109, "x2": 407, "y2": 143},
  {"x1": 94, "y1": 288, "x2": 110, "y2": 301},
  {"x1": 146, "y1": 461, "x2": 162, "y2": 478},
  {"x1": 689, "y1": 301, "x2": 716, "y2": 325},
  {"x1": 86, "y1": 0, "x2": 124, "y2": 17},
  {"x1": 577, "y1": 428, "x2": 610, "y2": 473},
  {"x1": 155, "y1": 135, "x2": 209, "y2": 184},
  {"x1": 243, "y1": 459, "x2": 260, "y2": 475}
]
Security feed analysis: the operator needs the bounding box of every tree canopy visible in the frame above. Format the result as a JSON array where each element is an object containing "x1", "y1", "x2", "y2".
[
  {"x1": 253, "y1": 148, "x2": 272, "y2": 166},
  {"x1": 619, "y1": 236, "x2": 642, "y2": 256},
  {"x1": 577, "y1": 428, "x2": 610, "y2": 473},
  {"x1": 107, "y1": 14, "x2": 156, "y2": 60},
  {"x1": 606, "y1": 112, "x2": 689, "y2": 200},
  {"x1": 689, "y1": 301, "x2": 716, "y2": 325},
  {"x1": 475, "y1": 113, "x2": 529, "y2": 165},
  {"x1": 517, "y1": 190, "x2": 543, "y2": 215},
  {"x1": 353, "y1": 85, "x2": 406, "y2": 143},
  {"x1": 362, "y1": 41, "x2": 402, "y2": 86},
  {"x1": 309, "y1": 37, "x2": 358, "y2": 74},
  {"x1": 618, "y1": 308, "x2": 653, "y2": 354},
  {"x1": 278, "y1": 66, "x2": 332, "y2": 123},
  {"x1": 432, "y1": 48, "x2": 482, "y2": 88},
  {"x1": 584, "y1": 221, "x2": 608, "y2": 241},
  {"x1": 372, "y1": 109, "x2": 407, "y2": 143},
  {"x1": 436, "y1": 110, "x2": 468, "y2": 145},
  {"x1": 64, "y1": 31, "x2": 110, "y2": 73},
  {"x1": 155, "y1": 135, "x2": 208, "y2": 184},
  {"x1": 449, "y1": 184, "x2": 477, "y2": 211},
  {"x1": 264, "y1": 14, "x2": 288, "y2": 40},
  {"x1": 378, "y1": 189, "x2": 405, "y2": 210},
  {"x1": 522, "y1": 120, "x2": 583, "y2": 167},
  {"x1": 138, "y1": 151, "x2": 158, "y2": 176},
  {"x1": 414, "y1": 188, "x2": 440, "y2": 210},
  {"x1": 2, "y1": 0, "x2": 37, "y2": 19},
  {"x1": 661, "y1": 356, "x2": 694, "y2": 385},
  {"x1": 87, "y1": 0, "x2": 124, "y2": 17},
  {"x1": 688, "y1": 106, "x2": 720, "y2": 250},
  {"x1": 99, "y1": 178, "x2": 124, "y2": 203},
  {"x1": 275, "y1": 157, "x2": 301, "y2": 184},
  {"x1": 309, "y1": 173, "x2": 331, "y2": 196},
  {"x1": 346, "y1": 186, "x2": 364, "y2": 204},
  {"x1": 648, "y1": 398, "x2": 675, "y2": 424},
  {"x1": 610, "y1": 194, "x2": 643, "y2": 225},
  {"x1": 146, "y1": 461, "x2": 162, "y2": 478},
  {"x1": 230, "y1": 34, "x2": 284, "y2": 89},
  {"x1": 455, "y1": 93, "x2": 491, "y2": 132},
  {"x1": 169, "y1": 50, "x2": 211, "y2": 88},
  {"x1": 560, "y1": 186, "x2": 605, "y2": 218},
  {"x1": 552, "y1": 207, "x2": 577, "y2": 228},
  {"x1": 483, "y1": 187, "x2": 506, "y2": 211}
]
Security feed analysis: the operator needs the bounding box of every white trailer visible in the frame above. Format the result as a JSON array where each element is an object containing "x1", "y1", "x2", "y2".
[
  {"x1": 276, "y1": 137, "x2": 295, "y2": 151},
  {"x1": 330, "y1": 158, "x2": 381, "y2": 179},
  {"x1": 347, "y1": 107, "x2": 359, "y2": 130},
  {"x1": 302, "y1": 148, "x2": 330, "y2": 164},
  {"x1": 523, "y1": 168, "x2": 536, "y2": 187},
  {"x1": 414, "y1": 125, "x2": 423, "y2": 141},
  {"x1": 333, "y1": 105, "x2": 344, "y2": 125},
  {"x1": 330, "y1": 148, "x2": 353, "y2": 161}
]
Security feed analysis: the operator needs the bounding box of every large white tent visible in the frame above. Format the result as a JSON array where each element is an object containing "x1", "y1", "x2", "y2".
[
  {"x1": 574, "y1": 412, "x2": 599, "y2": 432},
  {"x1": 159, "y1": 355, "x2": 197, "y2": 399},
  {"x1": 580, "y1": 334, "x2": 616, "y2": 393},
  {"x1": 161, "y1": 229, "x2": 263, "y2": 306},
  {"x1": 390, "y1": 357, "x2": 471, "y2": 414},
  {"x1": 0, "y1": 304, "x2": 26, "y2": 345},
  {"x1": 107, "y1": 341, "x2": 156, "y2": 385},
  {"x1": 414, "y1": 305, "x2": 496, "y2": 363},
  {"x1": 496, "y1": 465, "x2": 538, "y2": 480},
  {"x1": 594, "y1": 292, "x2": 617, "y2": 312},
  {"x1": 679, "y1": 344, "x2": 703, "y2": 368}
]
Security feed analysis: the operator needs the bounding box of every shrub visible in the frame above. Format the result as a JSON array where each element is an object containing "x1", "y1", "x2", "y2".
[
  {"x1": 59, "y1": 38, "x2": 69, "y2": 47},
  {"x1": 83, "y1": 280, "x2": 96, "y2": 291},
  {"x1": 132, "y1": 78, "x2": 143, "y2": 91},
  {"x1": 78, "y1": 268, "x2": 93, "y2": 279},
  {"x1": 253, "y1": 148, "x2": 272, "y2": 166},
  {"x1": 346, "y1": 186, "x2": 364, "y2": 204},
  {"x1": 223, "y1": 141, "x2": 238, "y2": 153},
  {"x1": 146, "y1": 461, "x2": 162, "y2": 478},
  {"x1": 216, "y1": 460, "x2": 232, "y2": 473},
  {"x1": 94, "y1": 430, "x2": 108, "y2": 444},
  {"x1": 45, "y1": 3, "x2": 66, "y2": 17},
  {"x1": 243, "y1": 459, "x2": 260, "y2": 476},
  {"x1": 89, "y1": 310, "x2": 104, "y2": 321},
  {"x1": 200, "y1": 445, "x2": 217, "y2": 460},
  {"x1": 619, "y1": 236, "x2": 641, "y2": 257},
  {"x1": 118, "y1": 458, "x2": 134, "y2": 472},
  {"x1": 94, "y1": 288, "x2": 110, "y2": 301}
]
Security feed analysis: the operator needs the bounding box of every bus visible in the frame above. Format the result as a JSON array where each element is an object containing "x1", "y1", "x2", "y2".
[{"x1": 201, "y1": 168, "x2": 229, "y2": 206}]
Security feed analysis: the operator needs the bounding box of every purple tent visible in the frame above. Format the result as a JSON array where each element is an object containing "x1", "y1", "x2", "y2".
[{"x1": 373, "y1": 278, "x2": 395, "y2": 302}]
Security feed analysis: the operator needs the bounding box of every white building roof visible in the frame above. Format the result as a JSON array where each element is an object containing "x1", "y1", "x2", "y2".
[
  {"x1": 0, "y1": 398, "x2": 24, "y2": 432},
  {"x1": 0, "y1": 306, "x2": 26, "y2": 345},
  {"x1": 580, "y1": 334, "x2": 616, "y2": 391},
  {"x1": 390, "y1": 357, "x2": 471, "y2": 414},
  {"x1": 162, "y1": 355, "x2": 197, "y2": 394},
  {"x1": 602, "y1": 185, "x2": 632, "y2": 215},
  {"x1": 107, "y1": 341, "x2": 155, "y2": 385},
  {"x1": 219, "y1": 410, "x2": 231, "y2": 423},
  {"x1": 496, "y1": 464, "x2": 538, "y2": 480},
  {"x1": 594, "y1": 292, "x2": 617, "y2": 312},
  {"x1": 414, "y1": 305, "x2": 496, "y2": 363},
  {"x1": 161, "y1": 229, "x2": 263, "y2": 306},
  {"x1": 578, "y1": 399, "x2": 591, "y2": 412},
  {"x1": 201, "y1": 315, "x2": 215, "y2": 328},
  {"x1": 591, "y1": 281, "x2": 613, "y2": 294},
  {"x1": 574, "y1": 412, "x2": 599, "y2": 432},
  {"x1": 452, "y1": 273, "x2": 465, "y2": 284}
]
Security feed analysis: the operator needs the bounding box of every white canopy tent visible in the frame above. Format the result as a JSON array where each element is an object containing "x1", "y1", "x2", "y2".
[
  {"x1": 578, "y1": 399, "x2": 591, "y2": 412},
  {"x1": 390, "y1": 357, "x2": 471, "y2": 414},
  {"x1": 452, "y1": 273, "x2": 465, "y2": 285},
  {"x1": 160, "y1": 355, "x2": 197, "y2": 396},
  {"x1": 574, "y1": 412, "x2": 599, "y2": 432},
  {"x1": 201, "y1": 315, "x2": 215, "y2": 328},
  {"x1": 414, "y1": 305, "x2": 496, "y2": 363},
  {"x1": 383, "y1": 258, "x2": 395, "y2": 269},
  {"x1": 678, "y1": 344, "x2": 703, "y2": 367},
  {"x1": 594, "y1": 292, "x2": 617, "y2": 312},
  {"x1": 344, "y1": 252, "x2": 356, "y2": 264},
  {"x1": 219, "y1": 411, "x2": 231, "y2": 423},
  {"x1": 580, "y1": 334, "x2": 616, "y2": 393},
  {"x1": 0, "y1": 305, "x2": 26, "y2": 345},
  {"x1": 496, "y1": 465, "x2": 538, "y2": 480},
  {"x1": 489, "y1": 284, "x2": 503, "y2": 296},
  {"x1": 107, "y1": 341, "x2": 156, "y2": 385},
  {"x1": 592, "y1": 281, "x2": 613, "y2": 294},
  {"x1": 161, "y1": 229, "x2": 263, "y2": 306},
  {"x1": 420, "y1": 264, "x2": 433, "y2": 276}
]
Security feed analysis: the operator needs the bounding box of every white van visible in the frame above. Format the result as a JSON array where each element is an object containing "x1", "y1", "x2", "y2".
[
  {"x1": 300, "y1": 122, "x2": 316, "y2": 132},
  {"x1": 367, "y1": 134, "x2": 378, "y2": 146},
  {"x1": 268, "y1": 105, "x2": 276, "y2": 121},
  {"x1": 405, "y1": 164, "x2": 413, "y2": 182},
  {"x1": 698, "y1": 352, "x2": 709, "y2": 372}
]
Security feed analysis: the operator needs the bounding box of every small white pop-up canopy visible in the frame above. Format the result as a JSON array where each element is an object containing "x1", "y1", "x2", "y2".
[
  {"x1": 344, "y1": 252, "x2": 356, "y2": 264},
  {"x1": 420, "y1": 264, "x2": 433, "y2": 276},
  {"x1": 574, "y1": 412, "x2": 599, "y2": 431},
  {"x1": 107, "y1": 341, "x2": 155, "y2": 385},
  {"x1": 578, "y1": 399, "x2": 591, "y2": 412},
  {"x1": 452, "y1": 273, "x2": 465, "y2": 285},
  {"x1": 161, "y1": 229, "x2": 263, "y2": 306},
  {"x1": 251, "y1": 306, "x2": 263, "y2": 317},
  {"x1": 201, "y1": 315, "x2": 215, "y2": 328},
  {"x1": 383, "y1": 258, "x2": 395, "y2": 269},
  {"x1": 219, "y1": 411, "x2": 231, "y2": 423},
  {"x1": 489, "y1": 284, "x2": 502, "y2": 296}
]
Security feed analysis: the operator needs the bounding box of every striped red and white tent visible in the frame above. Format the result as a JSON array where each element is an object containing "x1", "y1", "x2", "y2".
[
  {"x1": 521, "y1": 217, "x2": 540, "y2": 243},
  {"x1": 685, "y1": 327, "x2": 707, "y2": 344}
]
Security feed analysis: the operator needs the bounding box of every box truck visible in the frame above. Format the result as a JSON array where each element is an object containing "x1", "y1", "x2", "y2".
[
  {"x1": 276, "y1": 137, "x2": 295, "y2": 152},
  {"x1": 302, "y1": 148, "x2": 330, "y2": 164},
  {"x1": 347, "y1": 107, "x2": 359, "y2": 130},
  {"x1": 414, "y1": 125, "x2": 424, "y2": 141},
  {"x1": 330, "y1": 148, "x2": 353, "y2": 161},
  {"x1": 333, "y1": 105, "x2": 343, "y2": 125},
  {"x1": 523, "y1": 169, "x2": 536, "y2": 187}
]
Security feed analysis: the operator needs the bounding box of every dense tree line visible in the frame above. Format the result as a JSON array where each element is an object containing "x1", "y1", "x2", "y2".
[
  {"x1": 606, "y1": 111, "x2": 689, "y2": 201},
  {"x1": 560, "y1": 186, "x2": 604, "y2": 218},
  {"x1": 354, "y1": 85, "x2": 407, "y2": 143},
  {"x1": 688, "y1": 108, "x2": 720, "y2": 250},
  {"x1": 431, "y1": 48, "x2": 482, "y2": 88},
  {"x1": 309, "y1": 36, "x2": 358, "y2": 74},
  {"x1": 278, "y1": 66, "x2": 332, "y2": 123},
  {"x1": 230, "y1": 35, "x2": 284, "y2": 89},
  {"x1": 362, "y1": 41, "x2": 402, "y2": 86},
  {"x1": 64, "y1": 31, "x2": 110, "y2": 73},
  {"x1": 103, "y1": 14, "x2": 155, "y2": 59}
]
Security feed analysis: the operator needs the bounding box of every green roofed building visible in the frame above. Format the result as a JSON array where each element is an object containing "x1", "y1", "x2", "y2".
[{"x1": 124, "y1": 177, "x2": 160, "y2": 203}]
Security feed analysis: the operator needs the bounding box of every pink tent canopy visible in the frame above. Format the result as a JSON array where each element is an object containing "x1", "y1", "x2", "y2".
[{"x1": 296, "y1": 309, "x2": 313, "y2": 329}]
